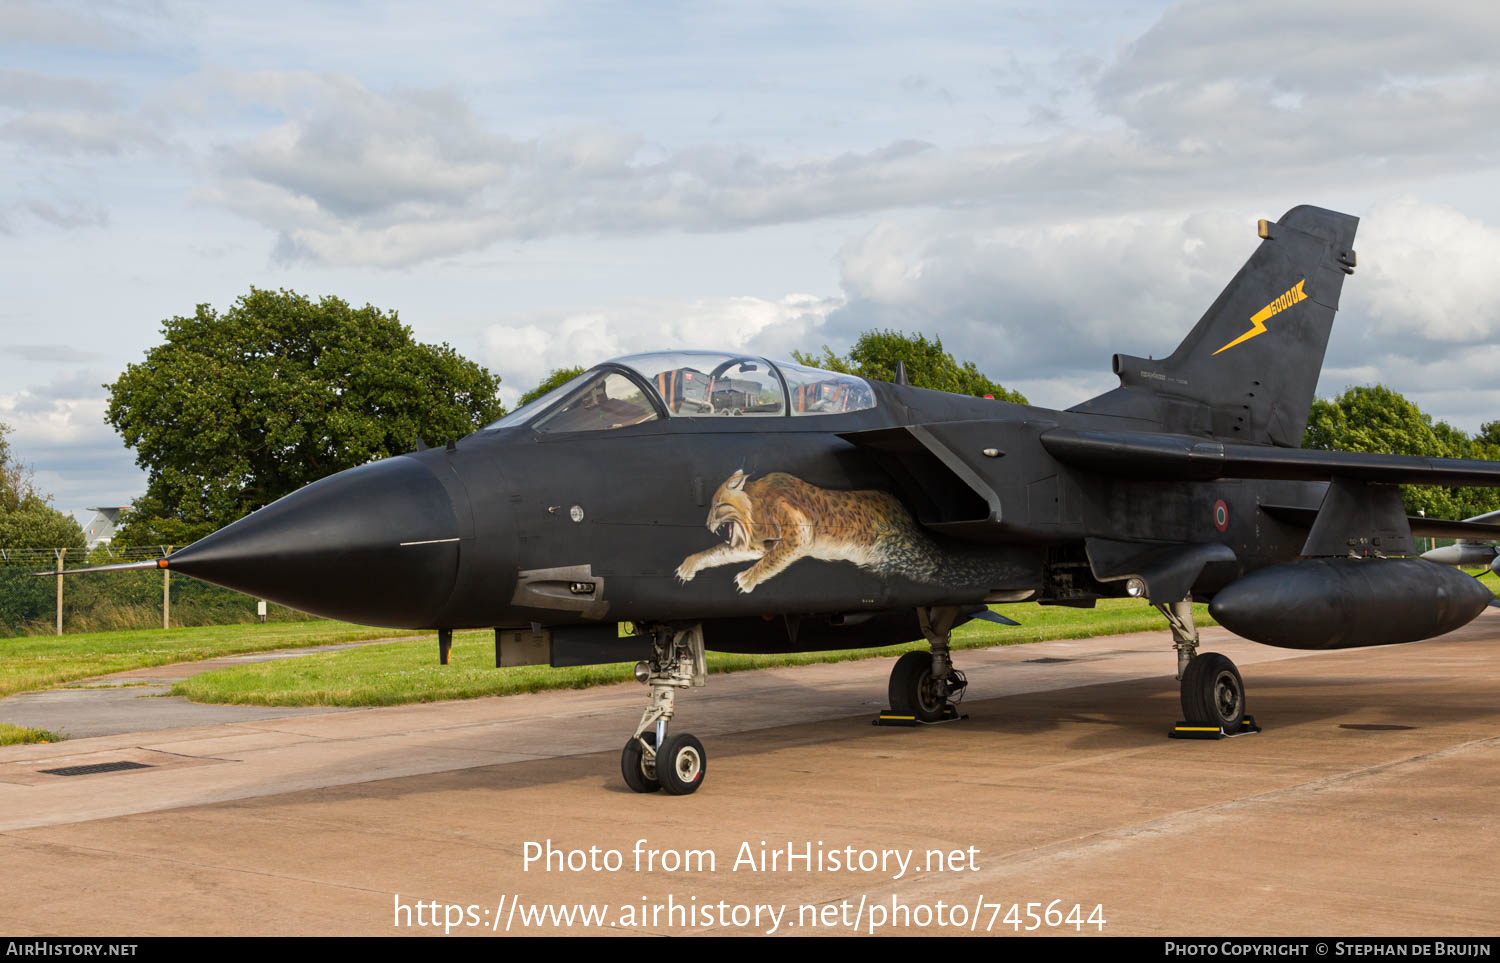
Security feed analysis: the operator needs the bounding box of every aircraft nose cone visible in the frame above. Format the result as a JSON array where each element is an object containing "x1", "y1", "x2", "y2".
[{"x1": 167, "y1": 455, "x2": 465, "y2": 628}]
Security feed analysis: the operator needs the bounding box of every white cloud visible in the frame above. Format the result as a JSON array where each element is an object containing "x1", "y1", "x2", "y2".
[
  {"x1": 1320, "y1": 343, "x2": 1500, "y2": 434},
  {"x1": 823, "y1": 208, "x2": 1253, "y2": 382},
  {"x1": 466, "y1": 197, "x2": 1500, "y2": 426},
  {"x1": 6, "y1": 0, "x2": 1500, "y2": 520},
  {"x1": 186, "y1": 2, "x2": 1500, "y2": 269},
  {"x1": 1, "y1": 110, "x2": 163, "y2": 155},
  {"x1": 1, "y1": 197, "x2": 109, "y2": 232},
  {"x1": 1349, "y1": 198, "x2": 1500, "y2": 346},
  {"x1": 813, "y1": 199, "x2": 1500, "y2": 425},
  {"x1": 480, "y1": 294, "x2": 840, "y2": 407},
  {"x1": 4, "y1": 344, "x2": 108, "y2": 363},
  {"x1": 1101, "y1": 1, "x2": 1500, "y2": 97},
  {"x1": 0, "y1": 370, "x2": 143, "y2": 512},
  {"x1": 1093, "y1": 1, "x2": 1500, "y2": 185},
  {"x1": 203, "y1": 73, "x2": 1027, "y2": 267},
  {"x1": 0, "y1": 1, "x2": 138, "y2": 51},
  {"x1": 0, "y1": 68, "x2": 117, "y2": 110},
  {"x1": 219, "y1": 75, "x2": 521, "y2": 221},
  {"x1": 0, "y1": 372, "x2": 114, "y2": 448}
]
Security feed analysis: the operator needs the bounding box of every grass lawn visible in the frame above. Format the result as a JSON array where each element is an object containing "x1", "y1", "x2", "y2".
[
  {"x1": 171, "y1": 598, "x2": 1208, "y2": 708},
  {"x1": 0, "y1": 722, "x2": 66, "y2": 745},
  {"x1": 3, "y1": 569, "x2": 1490, "y2": 711},
  {"x1": 0, "y1": 620, "x2": 426, "y2": 699}
]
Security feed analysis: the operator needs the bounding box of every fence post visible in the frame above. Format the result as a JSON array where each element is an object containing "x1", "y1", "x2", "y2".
[
  {"x1": 55, "y1": 548, "x2": 65, "y2": 636},
  {"x1": 162, "y1": 545, "x2": 172, "y2": 630}
]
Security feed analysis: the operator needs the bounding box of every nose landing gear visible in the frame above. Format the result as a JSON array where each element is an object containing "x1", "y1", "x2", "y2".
[{"x1": 621, "y1": 624, "x2": 709, "y2": 795}]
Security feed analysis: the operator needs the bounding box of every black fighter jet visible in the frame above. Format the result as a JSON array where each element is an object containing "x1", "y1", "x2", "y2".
[
  {"x1": 61, "y1": 205, "x2": 1500, "y2": 795},
  {"x1": 1420, "y1": 509, "x2": 1500, "y2": 573}
]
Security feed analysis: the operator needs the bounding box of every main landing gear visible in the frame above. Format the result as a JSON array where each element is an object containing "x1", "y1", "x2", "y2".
[
  {"x1": 622, "y1": 623, "x2": 708, "y2": 795},
  {"x1": 881, "y1": 606, "x2": 968, "y2": 725},
  {"x1": 1157, "y1": 599, "x2": 1255, "y2": 736}
]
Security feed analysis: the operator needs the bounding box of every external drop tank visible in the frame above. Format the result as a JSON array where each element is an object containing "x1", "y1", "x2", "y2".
[{"x1": 1208, "y1": 557, "x2": 1494, "y2": 650}]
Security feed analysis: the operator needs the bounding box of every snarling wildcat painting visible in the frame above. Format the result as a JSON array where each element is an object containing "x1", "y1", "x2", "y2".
[{"x1": 676, "y1": 469, "x2": 1015, "y2": 594}]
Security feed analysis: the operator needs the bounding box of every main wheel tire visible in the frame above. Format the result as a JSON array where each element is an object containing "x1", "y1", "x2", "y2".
[
  {"x1": 621, "y1": 732, "x2": 660, "y2": 793},
  {"x1": 656, "y1": 733, "x2": 707, "y2": 795},
  {"x1": 1180, "y1": 652, "x2": 1246, "y2": 730},
  {"x1": 889, "y1": 650, "x2": 948, "y2": 723}
]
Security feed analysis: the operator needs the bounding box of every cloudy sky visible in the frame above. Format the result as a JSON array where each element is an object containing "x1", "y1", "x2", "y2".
[{"x1": 3, "y1": 0, "x2": 1500, "y2": 523}]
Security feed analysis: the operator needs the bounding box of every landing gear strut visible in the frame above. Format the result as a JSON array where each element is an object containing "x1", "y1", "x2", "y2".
[
  {"x1": 884, "y1": 606, "x2": 968, "y2": 724},
  {"x1": 621, "y1": 624, "x2": 708, "y2": 795},
  {"x1": 1157, "y1": 599, "x2": 1200, "y2": 682},
  {"x1": 1156, "y1": 598, "x2": 1252, "y2": 734}
]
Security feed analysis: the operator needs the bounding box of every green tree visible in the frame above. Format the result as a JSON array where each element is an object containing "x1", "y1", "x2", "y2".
[
  {"x1": 106, "y1": 288, "x2": 504, "y2": 545},
  {"x1": 0, "y1": 422, "x2": 86, "y2": 550},
  {"x1": 1304, "y1": 385, "x2": 1499, "y2": 519},
  {"x1": 0, "y1": 424, "x2": 86, "y2": 634},
  {"x1": 518, "y1": 366, "x2": 586, "y2": 407},
  {"x1": 794, "y1": 330, "x2": 1027, "y2": 403}
]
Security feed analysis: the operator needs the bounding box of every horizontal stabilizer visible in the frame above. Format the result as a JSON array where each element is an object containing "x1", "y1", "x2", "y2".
[{"x1": 1042, "y1": 428, "x2": 1500, "y2": 487}]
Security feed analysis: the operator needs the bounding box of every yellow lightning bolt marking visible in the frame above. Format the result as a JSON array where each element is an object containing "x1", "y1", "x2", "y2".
[{"x1": 1213, "y1": 279, "x2": 1308, "y2": 355}]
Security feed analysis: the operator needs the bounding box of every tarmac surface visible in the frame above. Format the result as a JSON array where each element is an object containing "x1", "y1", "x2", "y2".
[{"x1": 2, "y1": 615, "x2": 1498, "y2": 936}]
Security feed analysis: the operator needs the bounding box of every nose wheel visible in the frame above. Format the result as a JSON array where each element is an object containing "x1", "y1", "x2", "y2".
[
  {"x1": 656, "y1": 733, "x2": 706, "y2": 794},
  {"x1": 620, "y1": 731, "x2": 659, "y2": 793},
  {"x1": 621, "y1": 624, "x2": 709, "y2": 795}
]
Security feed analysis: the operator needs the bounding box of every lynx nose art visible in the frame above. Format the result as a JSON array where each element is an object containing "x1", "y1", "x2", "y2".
[{"x1": 674, "y1": 469, "x2": 1013, "y2": 594}]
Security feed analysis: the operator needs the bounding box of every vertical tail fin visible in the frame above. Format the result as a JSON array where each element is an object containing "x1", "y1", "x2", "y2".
[{"x1": 1073, "y1": 205, "x2": 1359, "y2": 447}]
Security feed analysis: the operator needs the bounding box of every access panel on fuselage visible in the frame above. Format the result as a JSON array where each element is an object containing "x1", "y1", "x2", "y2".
[{"x1": 1073, "y1": 475, "x2": 1326, "y2": 574}]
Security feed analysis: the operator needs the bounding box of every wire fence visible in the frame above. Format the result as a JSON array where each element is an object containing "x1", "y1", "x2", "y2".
[
  {"x1": 0, "y1": 545, "x2": 169, "y2": 568},
  {"x1": 0, "y1": 544, "x2": 314, "y2": 638}
]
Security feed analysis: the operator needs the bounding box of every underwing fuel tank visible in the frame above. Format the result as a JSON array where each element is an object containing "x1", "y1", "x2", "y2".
[{"x1": 1208, "y1": 558, "x2": 1493, "y2": 650}]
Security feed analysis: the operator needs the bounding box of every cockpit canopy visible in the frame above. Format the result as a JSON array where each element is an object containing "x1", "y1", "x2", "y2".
[{"x1": 484, "y1": 351, "x2": 876, "y2": 433}]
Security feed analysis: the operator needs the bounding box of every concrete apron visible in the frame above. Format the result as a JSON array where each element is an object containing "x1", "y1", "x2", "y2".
[{"x1": 1, "y1": 613, "x2": 1497, "y2": 935}]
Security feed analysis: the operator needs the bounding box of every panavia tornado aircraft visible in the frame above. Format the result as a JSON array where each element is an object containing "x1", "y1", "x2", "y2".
[
  {"x1": 1420, "y1": 509, "x2": 1500, "y2": 573},
  {"x1": 59, "y1": 204, "x2": 1500, "y2": 795}
]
